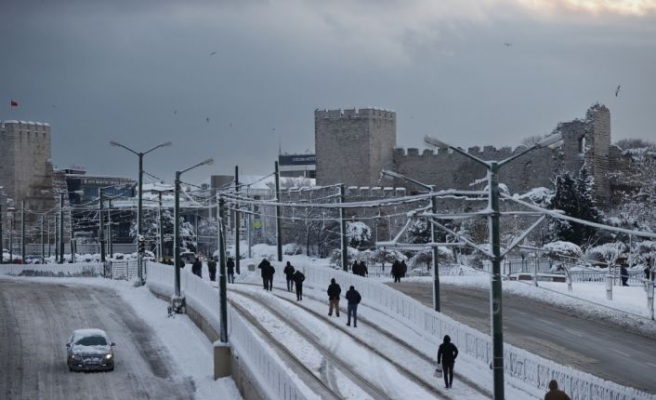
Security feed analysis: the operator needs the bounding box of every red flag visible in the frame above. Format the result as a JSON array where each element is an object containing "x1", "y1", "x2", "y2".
[{"x1": 10, "y1": 100, "x2": 18, "y2": 107}]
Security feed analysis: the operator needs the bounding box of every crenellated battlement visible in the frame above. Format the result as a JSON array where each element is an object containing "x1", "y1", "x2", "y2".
[
  {"x1": 394, "y1": 144, "x2": 533, "y2": 161},
  {"x1": 315, "y1": 107, "x2": 396, "y2": 120}
]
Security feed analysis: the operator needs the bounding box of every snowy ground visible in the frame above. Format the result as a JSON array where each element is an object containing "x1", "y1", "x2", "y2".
[{"x1": 4, "y1": 246, "x2": 655, "y2": 399}]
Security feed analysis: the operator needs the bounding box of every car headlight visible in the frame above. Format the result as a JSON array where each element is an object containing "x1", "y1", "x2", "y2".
[
  {"x1": 104, "y1": 353, "x2": 113, "y2": 360},
  {"x1": 69, "y1": 354, "x2": 78, "y2": 360}
]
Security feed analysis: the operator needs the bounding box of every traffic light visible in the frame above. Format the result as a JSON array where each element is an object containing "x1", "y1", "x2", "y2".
[{"x1": 138, "y1": 237, "x2": 145, "y2": 254}]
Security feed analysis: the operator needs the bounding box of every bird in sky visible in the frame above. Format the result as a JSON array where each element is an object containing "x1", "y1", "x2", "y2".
[
  {"x1": 206, "y1": 117, "x2": 210, "y2": 123},
  {"x1": 210, "y1": 51, "x2": 217, "y2": 56},
  {"x1": 173, "y1": 110, "x2": 177, "y2": 114},
  {"x1": 615, "y1": 85, "x2": 621, "y2": 97},
  {"x1": 504, "y1": 42, "x2": 512, "y2": 47}
]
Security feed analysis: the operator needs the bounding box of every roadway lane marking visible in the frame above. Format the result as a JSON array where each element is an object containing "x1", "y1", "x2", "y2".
[
  {"x1": 538, "y1": 319, "x2": 554, "y2": 325},
  {"x1": 612, "y1": 348, "x2": 630, "y2": 357},
  {"x1": 647, "y1": 362, "x2": 656, "y2": 368},
  {"x1": 563, "y1": 328, "x2": 583, "y2": 337}
]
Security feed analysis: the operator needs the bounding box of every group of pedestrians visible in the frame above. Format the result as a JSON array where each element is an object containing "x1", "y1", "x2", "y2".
[
  {"x1": 351, "y1": 261, "x2": 368, "y2": 277},
  {"x1": 259, "y1": 259, "x2": 306, "y2": 300},
  {"x1": 325, "y1": 277, "x2": 362, "y2": 327}
]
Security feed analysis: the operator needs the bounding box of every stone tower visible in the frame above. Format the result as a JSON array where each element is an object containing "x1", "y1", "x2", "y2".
[
  {"x1": 314, "y1": 108, "x2": 396, "y2": 187},
  {"x1": 0, "y1": 120, "x2": 56, "y2": 238}
]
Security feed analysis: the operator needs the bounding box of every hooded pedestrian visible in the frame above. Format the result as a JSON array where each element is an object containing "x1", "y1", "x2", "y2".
[
  {"x1": 208, "y1": 257, "x2": 218, "y2": 282},
  {"x1": 437, "y1": 335, "x2": 458, "y2": 389},
  {"x1": 359, "y1": 261, "x2": 368, "y2": 277},
  {"x1": 352, "y1": 260, "x2": 360, "y2": 276},
  {"x1": 345, "y1": 285, "x2": 362, "y2": 327},
  {"x1": 544, "y1": 380, "x2": 571, "y2": 400},
  {"x1": 226, "y1": 257, "x2": 235, "y2": 283},
  {"x1": 327, "y1": 278, "x2": 342, "y2": 317},
  {"x1": 292, "y1": 269, "x2": 305, "y2": 301},
  {"x1": 284, "y1": 261, "x2": 295, "y2": 292}
]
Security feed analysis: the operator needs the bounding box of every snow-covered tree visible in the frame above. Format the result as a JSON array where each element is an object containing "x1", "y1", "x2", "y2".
[
  {"x1": 345, "y1": 221, "x2": 371, "y2": 249},
  {"x1": 407, "y1": 218, "x2": 431, "y2": 244}
]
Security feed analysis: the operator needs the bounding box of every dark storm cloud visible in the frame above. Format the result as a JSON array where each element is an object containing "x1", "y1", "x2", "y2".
[{"x1": 1, "y1": 0, "x2": 655, "y2": 184}]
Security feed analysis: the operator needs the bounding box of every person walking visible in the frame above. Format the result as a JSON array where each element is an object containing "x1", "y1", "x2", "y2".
[
  {"x1": 352, "y1": 260, "x2": 360, "y2": 276},
  {"x1": 284, "y1": 261, "x2": 295, "y2": 292},
  {"x1": 621, "y1": 263, "x2": 629, "y2": 286},
  {"x1": 208, "y1": 256, "x2": 217, "y2": 282},
  {"x1": 192, "y1": 257, "x2": 202, "y2": 278},
  {"x1": 391, "y1": 259, "x2": 402, "y2": 283},
  {"x1": 226, "y1": 257, "x2": 235, "y2": 283},
  {"x1": 437, "y1": 335, "x2": 458, "y2": 389},
  {"x1": 292, "y1": 269, "x2": 305, "y2": 301},
  {"x1": 544, "y1": 379, "x2": 571, "y2": 400},
  {"x1": 258, "y1": 258, "x2": 274, "y2": 290},
  {"x1": 359, "y1": 261, "x2": 368, "y2": 277},
  {"x1": 327, "y1": 278, "x2": 342, "y2": 317},
  {"x1": 345, "y1": 285, "x2": 362, "y2": 327}
]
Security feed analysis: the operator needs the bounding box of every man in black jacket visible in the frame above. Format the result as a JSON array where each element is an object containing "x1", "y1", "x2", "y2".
[
  {"x1": 284, "y1": 261, "x2": 295, "y2": 292},
  {"x1": 292, "y1": 269, "x2": 305, "y2": 300},
  {"x1": 226, "y1": 257, "x2": 234, "y2": 283},
  {"x1": 437, "y1": 335, "x2": 459, "y2": 389},
  {"x1": 327, "y1": 278, "x2": 342, "y2": 317},
  {"x1": 208, "y1": 257, "x2": 218, "y2": 282},
  {"x1": 192, "y1": 257, "x2": 202, "y2": 278},
  {"x1": 258, "y1": 259, "x2": 274, "y2": 290},
  {"x1": 345, "y1": 286, "x2": 361, "y2": 327}
]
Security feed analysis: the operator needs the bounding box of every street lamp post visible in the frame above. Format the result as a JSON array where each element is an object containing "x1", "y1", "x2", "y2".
[
  {"x1": 174, "y1": 158, "x2": 214, "y2": 299},
  {"x1": 110, "y1": 140, "x2": 172, "y2": 284},
  {"x1": 424, "y1": 133, "x2": 562, "y2": 400},
  {"x1": 382, "y1": 169, "x2": 441, "y2": 312}
]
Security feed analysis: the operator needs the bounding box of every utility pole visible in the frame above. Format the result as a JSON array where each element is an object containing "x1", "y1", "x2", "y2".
[
  {"x1": 54, "y1": 214, "x2": 58, "y2": 261},
  {"x1": 41, "y1": 214, "x2": 45, "y2": 263},
  {"x1": 275, "y1": 161, "x2": 282, "y2": 262},
  {"x1": 340, "y1": 185, "x2": 348, "y2": 271},
  {"x1": 108, "y1": 199, "x2": 113, "y2": 258},
  {"x1": 431, "y1": 194, "x2": 441, "y2": 312},
  {"x1": 0, "y1": 203, "x2": 3, "y2": 264},
  {"x1": 158, "y1": 191, "x2": 164, "y2": 262}
]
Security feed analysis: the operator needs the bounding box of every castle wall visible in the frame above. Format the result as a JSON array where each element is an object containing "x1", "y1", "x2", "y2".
[
  {"x1": 585, "y1": 105, "x2": 612, "y2": 204},
  {"x1": 393, "y1": 146, "x2": 557, "y2": 194},
  {"x1": 315, "y1": 108, "x2": 395, "y2": 187}
]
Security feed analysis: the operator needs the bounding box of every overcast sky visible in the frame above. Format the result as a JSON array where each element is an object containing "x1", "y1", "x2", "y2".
[{"x1": 2, "y1": 0, "x2": 655, "y2": 184}]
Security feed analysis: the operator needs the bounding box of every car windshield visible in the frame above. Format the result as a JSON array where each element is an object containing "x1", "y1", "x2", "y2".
[{"x1": 75, "y1": 335, "x2": 107, "y2": 346}]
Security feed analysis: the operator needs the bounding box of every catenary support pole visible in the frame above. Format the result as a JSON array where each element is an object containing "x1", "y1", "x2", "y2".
[
  {"x1": 0, "y1": 204, "x2": 3, "y2": 264},
  {"x1": 489, "y1": 161, "x2": 505, "y2": 400},
  {"x1": 219, "y1": 196, "x2": 228, "y2": 343},
  {"x1": 431, "y1": 194, "x2": 440, "y2": 312},
  {"x1": 275, "y1": 161, "x2": 282, "y2": 262},
  {"x1": 174, "y1": 170, "x2": 182, "y2": 297},
  {"x1": 59, "y1": 192, "x2": 64, "y2": 263},
  {"x1": 235, "y1": 165, "x2": 240, "y2": 274},
  {"x1": 137, "y1": 153, "x2": 144, "y2": 284},
  {"x1": 340, "y1": 185, "x2": 348, "y2": 272},
  {"x1": 100, "y1": 188, "x2": 105, "y2": 262},
  {"x1": 41, "y1": 214, "x2": 45, "y2": 263},
  {"x1": 21, "y1": 201, "x2": 25, "y2": 262},
  {"x1": 159, "y1": 191, "x2": 164, "y2": 262}
]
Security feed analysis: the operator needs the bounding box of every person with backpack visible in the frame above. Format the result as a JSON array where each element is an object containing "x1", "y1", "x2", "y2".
[
  {"x1": 345, "y1": 285, "x2": 362, "y2": 327},
  {"x1": 208, "y1": 257, "x2": 218, "y2": 282}
]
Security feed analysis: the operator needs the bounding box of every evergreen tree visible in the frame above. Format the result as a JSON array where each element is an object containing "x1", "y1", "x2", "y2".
[{"x1": 549, "y1": 168, "x2": 601, "y2": 246}]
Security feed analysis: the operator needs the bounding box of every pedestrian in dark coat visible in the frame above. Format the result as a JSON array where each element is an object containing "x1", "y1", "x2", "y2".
[
  {"x1": 177, "y1": 258, "x2": 185, "y2": 269},
  {"x1": 192, "y1": 257, "x2": 202, "y2": 278},
  {"x1": 620, "y1": 264, "x2": 629, "y2": 286},
  {"x1": 544, "y1": 380, "x2": 571, "y2": 400},
  {"x1": 359, "y1": 261, "x2": 368, "y2": 277},
  {"x1": 401, "y1": 260, "x2": 408, "y2": 278},
  {"x1": 437, "y1": 334, "x2": 458, "y2": 389},
  {"x1": 327, "y1": 278, "x2": 342, "y2": 317},
  {"x1": 292, "y1": 269, "x2": 305, "y2": 301},
  {"x1": 352, "y1": 261, "x2": 360, "y2": 276},
  {"x1": 258, "y1": 259, "x2": 274, "y2": 290},
  {"x1": 345, "y1": 286, "x2": 362, "y2": 327},
  {"x1": 226, "y1": 257, "x2": 235, "y2": 283},
  {"x1": 284, "y1": 261, "x2": 295, "y2": 292},
  {"x1": 391, "y1": 260, "x2": 402, "y2": 283},
  {"x1": 208, "y1": 257, "x2": 218, "y2": 282}
]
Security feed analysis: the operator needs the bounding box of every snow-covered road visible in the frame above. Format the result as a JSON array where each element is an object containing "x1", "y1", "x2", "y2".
[{"x1": 0, "y1": 279, "x2": 196, "y2": 400}]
